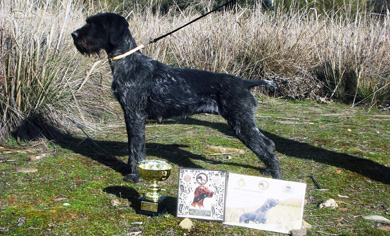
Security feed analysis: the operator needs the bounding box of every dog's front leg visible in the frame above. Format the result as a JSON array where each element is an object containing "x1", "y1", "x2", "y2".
[{"x1": 123, "y1": 111, "x2": 147, "y2": 183}]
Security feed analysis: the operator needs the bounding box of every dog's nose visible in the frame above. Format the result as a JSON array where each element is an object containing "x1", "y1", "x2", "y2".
[{"x1": 71, "y1": 32, "x2": 78, "y2": 39}]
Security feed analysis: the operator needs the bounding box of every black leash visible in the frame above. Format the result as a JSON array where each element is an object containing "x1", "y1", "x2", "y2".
[
  {"x1": 110, "y1": 0, "x2": 237, "y2": 61},
  {"x1": 148, "y1": 0, "x2": 237, "y2": 44}
]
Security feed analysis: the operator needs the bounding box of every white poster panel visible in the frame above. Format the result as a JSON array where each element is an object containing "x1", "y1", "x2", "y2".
[{"x1": 224, "y1": 173, "x2": 306, "y2": 234}]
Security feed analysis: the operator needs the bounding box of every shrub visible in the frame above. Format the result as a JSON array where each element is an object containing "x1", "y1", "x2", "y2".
[{"x1": 0, "y1": 0, "x2": 108, "y2": 140}]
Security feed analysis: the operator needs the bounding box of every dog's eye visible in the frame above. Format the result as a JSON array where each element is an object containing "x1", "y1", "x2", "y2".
[
  {"x1": 83, "y1": 22, "x2": 93, "y2": 30},
  {"x1": 85, "y1": 19, "x2": 93, "y2": 26}
]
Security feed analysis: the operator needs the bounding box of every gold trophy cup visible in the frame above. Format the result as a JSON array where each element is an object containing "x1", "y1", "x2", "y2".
[{"x1": 137, "y1": 160, "x2": 172, "y2": 216}]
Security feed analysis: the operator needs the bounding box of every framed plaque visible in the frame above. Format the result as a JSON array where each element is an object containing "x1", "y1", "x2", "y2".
[{"x1": 177, "y1": 168, "x2": 228, "y2": 221}]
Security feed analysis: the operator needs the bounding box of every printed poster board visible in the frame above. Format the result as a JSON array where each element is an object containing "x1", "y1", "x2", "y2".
[{"x1": 224, "y1": 173, "x2": 306, "y2": 234}]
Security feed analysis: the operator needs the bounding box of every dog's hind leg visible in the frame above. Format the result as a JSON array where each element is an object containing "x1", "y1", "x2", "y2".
[
  {"x1": 221, "y1": 100, "x2": 282, "y2": 179},
  {"x1": 229, "y1": 115, "x2": 281, "y2": 179},
  {"x1": 123, "y1": 111, "x2": 147, "y2": 183}
]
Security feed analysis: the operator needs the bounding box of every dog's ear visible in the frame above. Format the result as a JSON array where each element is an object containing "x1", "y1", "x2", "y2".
[{"x1": 107, "y1": 14, "x2": 129, "y2": 46}]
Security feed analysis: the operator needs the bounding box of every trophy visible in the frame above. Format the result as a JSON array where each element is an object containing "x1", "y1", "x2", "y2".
[{"x1": 137, "y1": 160, "x2": 172, "y2": 216}]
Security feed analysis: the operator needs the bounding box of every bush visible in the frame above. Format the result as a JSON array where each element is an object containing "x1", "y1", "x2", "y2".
[{"x1": 0, "y1": 0, "x2": 112, "y2": 140}]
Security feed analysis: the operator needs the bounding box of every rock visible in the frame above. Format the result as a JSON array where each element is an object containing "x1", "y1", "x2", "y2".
[
  {"x1": 290, "y1": 229, "x2": 307, "y2": 236},
  {"x1": 302, "y1": 220, "x2": 312, "y2": 229},
  {"x1": 319, "y1": 199, "x2": 338, "y2": 209},
  {"x1": 127, "y1": 232, "x2": 142, "y2": 235},
  {"x1": 111, "y1": 199, "x2": 121, "y2": 207},
  {"x1": 179, "y1": 218, "x2": 193, "y2": 231},
  {"x1": 362, "y1": 215, "x2": 390, "y2": 224},
  {"x1": 16, "y1": 168, "x2": 38, "y2": 173}
]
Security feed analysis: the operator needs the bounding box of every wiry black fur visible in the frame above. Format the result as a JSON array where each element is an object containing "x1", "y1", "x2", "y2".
[{"x1": 72, "y1": 13, "x2": 282, "y2": 183}]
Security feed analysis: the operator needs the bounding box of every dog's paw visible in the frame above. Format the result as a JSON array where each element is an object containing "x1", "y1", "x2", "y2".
[{"x1": 123, "y1": 174, "x2": 140, "y2": 183}]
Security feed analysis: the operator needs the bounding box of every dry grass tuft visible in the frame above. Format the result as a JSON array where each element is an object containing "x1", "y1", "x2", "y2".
[
  {"x1": 132, "y1": 5, "x2": 390, "y2": 104},
  {"x1": 0, "y1": 0, "x2": 114, "y2": 139}
]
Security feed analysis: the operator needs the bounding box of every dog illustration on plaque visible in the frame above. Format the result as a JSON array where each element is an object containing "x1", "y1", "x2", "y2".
[
  {"x1": 239, "y1": 198, "x2": 279, "y2": 224},
  {"x1": 191, "y1": 186, "x2": 214, "y2": 208}
]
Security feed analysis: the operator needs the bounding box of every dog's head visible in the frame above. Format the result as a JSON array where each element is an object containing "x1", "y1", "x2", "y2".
[
  {"x1": 195, "y1": 186, "x2": 214, "y2": 198},
  {"x1": 71, "y1": 13, "x2": 135, "y2": 55},
  {"x1": 264, "y1": 198, "x2": 279, "y2": 209}
]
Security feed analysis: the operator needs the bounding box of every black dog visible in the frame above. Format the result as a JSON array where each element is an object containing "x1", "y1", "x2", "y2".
[
  {"x1": 71, "y1": 13, "x2": 282, "y2": 183},
  {"x1": 239, "y1": 198, "x2": 279, "y2": 224}
]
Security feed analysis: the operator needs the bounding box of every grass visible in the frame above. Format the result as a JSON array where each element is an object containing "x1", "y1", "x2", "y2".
[{"x1": 1, "y1": 98, "x2": 389, "y2": 235}]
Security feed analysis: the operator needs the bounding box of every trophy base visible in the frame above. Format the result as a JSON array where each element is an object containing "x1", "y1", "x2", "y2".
[{"x1": 136, "y1": 196, "x2": 167, "y2": 216}]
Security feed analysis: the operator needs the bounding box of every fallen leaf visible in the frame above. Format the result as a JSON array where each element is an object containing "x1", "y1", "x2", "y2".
[
  {"x1": 29, "y1": 154, "x2": 46, "y2": 161},
  {"x1": 377, "y1": 225, "x2": 390, "y2": 232},
  {"x1": 131, "y1": 222, "x2": 143, "y2": 225},
  {"x1": 54, "y1": 197, "x2": 68, "y2": 202}
]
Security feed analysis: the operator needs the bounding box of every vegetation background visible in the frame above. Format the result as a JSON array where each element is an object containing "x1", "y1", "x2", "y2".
[{"x1": 0, "y1": 0, "x2": 389, "y2": 139}]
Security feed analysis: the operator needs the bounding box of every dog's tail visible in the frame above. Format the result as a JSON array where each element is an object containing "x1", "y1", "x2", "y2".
[{"x1": 245, "y1": 80, "x2": 277, "y2": 89}]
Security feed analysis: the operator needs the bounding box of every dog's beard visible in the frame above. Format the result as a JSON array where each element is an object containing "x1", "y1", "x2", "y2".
[{"x1": 72, "y1": 38, "x2": 102, "y2": 55}]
